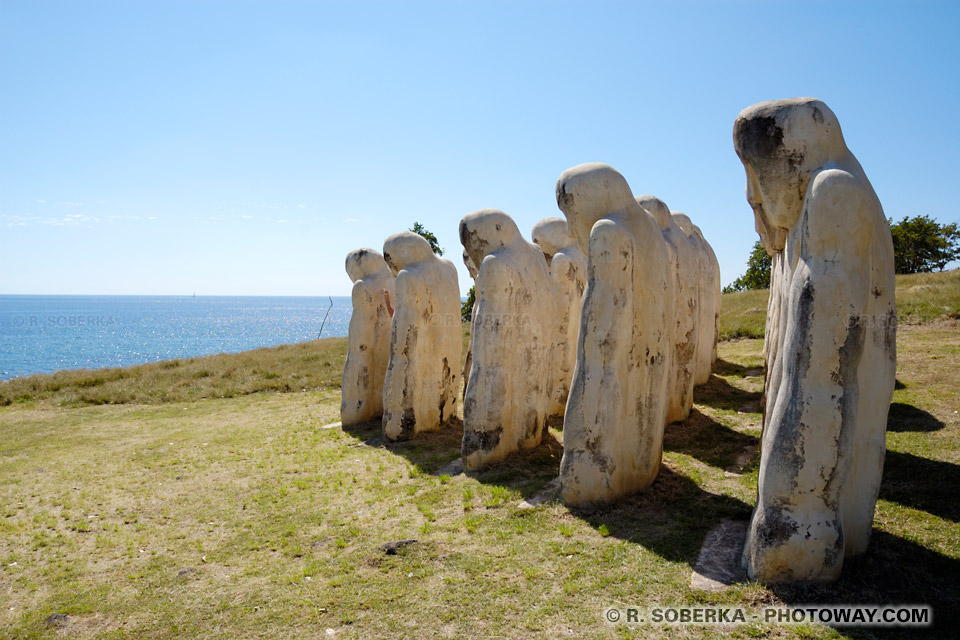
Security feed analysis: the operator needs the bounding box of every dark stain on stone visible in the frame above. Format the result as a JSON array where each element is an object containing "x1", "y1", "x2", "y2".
[
  {"x1": 757, "y1": 506, "x2": 799, "y2": 548},
  {"x1": 824, "y1": 317, "x2": 864, "y2": 504},
  {"x1": 397, "y1": 409, "x2": 416, "y2": 441},
  {"x1": 734, "y1": 115, "x2": 784, "y2": 163},
  {"x1": 462, "y1": 425, "x2": 503, "y2": 457}
]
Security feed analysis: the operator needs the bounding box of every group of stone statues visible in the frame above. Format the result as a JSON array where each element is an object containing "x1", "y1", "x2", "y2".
[{"x1": 339, "y1": 98, "x2": 896, "y2": 586}]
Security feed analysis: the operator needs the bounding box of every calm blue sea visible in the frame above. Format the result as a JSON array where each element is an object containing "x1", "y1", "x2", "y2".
[{"x1": 0, "y1": 295, "x2": 353, "y2": 381}]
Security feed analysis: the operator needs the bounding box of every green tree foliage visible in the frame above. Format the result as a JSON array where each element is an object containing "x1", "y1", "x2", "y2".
[
  {"x1": 410, "y1": 222, "x2": 444, "y2": 256},
  {"x1": 889, "y1": 215, "x2": 960, "y2": 274},
  {"x1": 722, "y1": 240, "x2": 772, "y2": 293},
  {"x1": 461, "y1": 285, "x2": 476, "y2": 322}
]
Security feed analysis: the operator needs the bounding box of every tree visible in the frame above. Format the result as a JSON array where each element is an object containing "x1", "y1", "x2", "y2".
[
  {"x1": 723, "y1": 240, "x2": 772, "y2": 293},
  {"x1": 411, "y1": 222, "x2": 444, "y2": 256},
  {"x1": 461, "y1": 284, "x2": 476, "y2": 322},
  {"x1": 888, "y1": 215, "x2": 960, "y2": 274}
]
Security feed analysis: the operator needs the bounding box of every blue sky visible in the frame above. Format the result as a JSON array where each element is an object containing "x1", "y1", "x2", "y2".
[{"x1": 1, "y1": 0, "x2": 958, "y2": 296}]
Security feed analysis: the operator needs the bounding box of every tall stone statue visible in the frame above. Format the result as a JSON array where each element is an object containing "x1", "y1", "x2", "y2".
[
  {"x1": 555, "y1": 164, "x2": 675, "y2": 506},
  {"x1": 531, "y1": 216, "x2": 587, "y2": 421},
  {"x1": 636, "y1": 195, "x2": 698, "y2": 424},
  {"x1": 381, "y1": 231, "x2": 462, "y2": 441},
  {"x1": 341, "y1": 249, "x2": 396, "y2": 426},
  {"x1": 461, "y1": 249, "x2": 479, "y2": 401},
  {"x1": 460, "y1": 209, "x2": 556, "y2": 470},
  {"x1": 734, "y1": 98, "x2": 897, "y2": 583},
  {"x1": 672, "y1": 212, "x2": 721, "y2": 385}
]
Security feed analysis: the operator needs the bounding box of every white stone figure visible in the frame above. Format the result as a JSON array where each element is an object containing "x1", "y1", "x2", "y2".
[
  {"x1": 381, "y1": 231, "x2": 462, "y2": 441},
  {"x1": 636, "y1": 195, "x2": 697, "y2": 424},
  {"x1": 462, "y1": 249, "x2": 479, "y2": 401},
  {"x1": 459, "y1": 209, "x2": 557, "y2": 470},
  {"x1": 531, "y1": 217, "x2": 587, "y2": 421},
  {"x1": 734, "y1": 98, "x2": 896, "y2": 583},
  {"x1": 672, "y1": 211, "x2": 721, "y2": 385},
  {"x1": 341, "y1": 249, "x2": 396, "y2": 426},
  {"x1": 555, "y1": 164, "x2": 675, "y2": 506}
]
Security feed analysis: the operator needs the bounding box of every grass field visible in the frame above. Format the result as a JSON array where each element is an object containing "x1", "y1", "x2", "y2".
[{"x1": 1, "y1": 272, "x2": 958, "y2": 639}]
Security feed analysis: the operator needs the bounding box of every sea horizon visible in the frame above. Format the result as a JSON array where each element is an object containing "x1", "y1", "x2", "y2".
[{"x1": 0, "y1": 294, "x2": 355, "y2": 381}]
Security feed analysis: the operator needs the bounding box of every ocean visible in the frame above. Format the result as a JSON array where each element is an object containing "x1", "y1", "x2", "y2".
[{"x1": 0, "y1": 295, "x2": 354, "y2": 381}]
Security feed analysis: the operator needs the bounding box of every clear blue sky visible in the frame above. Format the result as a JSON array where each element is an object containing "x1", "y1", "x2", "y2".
[{"x1": 2, "y1": 0, "x2": 958, "y2": 296}]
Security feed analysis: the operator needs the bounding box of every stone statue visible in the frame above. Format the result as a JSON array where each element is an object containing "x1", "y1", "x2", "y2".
[
  {"x1": 461, "y1": 249, "x2": 479, "y2": 401},
  {"x1": 672, "y1": 212, "x2": 721, "y2": 385},
  {"x1": 531, "y1": 216, "x2": 587, "y2": 421},
  {"x1": 734, "y1": 98, "x2": 897, "y2": 583},
  {"x1": 459, "y1": 209, "x2": 557, "y2": 470},
  {"x1": 555, "y1": 163, "x2": 675, "y2": 506},
  {"x1": 636, "y1": 195, "x2": 698, "y2": 424},
  {"x1": 381, "y1": 231, "x2": 462, "y2": 441},
  {"x1": 341, "y1": 248, "x2": 396, "y2": 426}
]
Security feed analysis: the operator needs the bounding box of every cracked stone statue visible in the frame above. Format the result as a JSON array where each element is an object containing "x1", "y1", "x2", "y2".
[
  {"x1": 459, "y1": 209, "x2": 557, "y2": 471},
  {"x1": 341, "y1": 248, "x2": 396, "y2": 427},
  {"x1": 380, "y1": 231, "x2": 462, "y2": 441},
  {"x1": 461, "y1": 249, "x2": 478, "y2": 401},
  {"x1": 555, "y1": 163, "x2": 675, "y2": 506},
  {"x1": 671, "y1": 211, "x2": 721, "y2": 385},
  {"x1": 636, "y1": 195, "x2": 698, "y2": 424},
  {"x1": 531, "y1": 216, "x2": 587, "y2": 421},
  {"x1": 734, "y1": 98, "x2": 897, "y2": 583}
]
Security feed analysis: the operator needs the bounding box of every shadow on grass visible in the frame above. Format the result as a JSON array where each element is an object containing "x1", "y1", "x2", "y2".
[
  {"x1": 770, "y1": 529, "x2": 960, "y2": 637},
  {"x1": 338, "y1": 417, "x2": 563, "y2": 499},
  {"x1": 694, "y1": 375, "x2": 762, "y2": 412},
  {"x1": 664, "y1": 409, "x2": 759, "y2": 470},
  {"x1": 711, "y1": 358, "x2": 755, "y2": 378},
  {"x1": 886, "y1": 402, "x2": 945, "y2": 432},
  {"x1": 880, "y1": 450, "x2": 960, "y2": 523},
  {"x1": 572, "y1": 466, "x2": 753, "y2": 564}
]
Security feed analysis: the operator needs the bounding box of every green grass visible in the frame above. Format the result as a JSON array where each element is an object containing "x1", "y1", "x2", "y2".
[
  {"x1": 719, "y1": 268, "x2": 960, "y2": 340},
  {"x1": 0, "y1": 278, "x2": 958, "y2": 638},
  {"x1": 0, "y1": 338, "x2": 348, "y2": 407}
]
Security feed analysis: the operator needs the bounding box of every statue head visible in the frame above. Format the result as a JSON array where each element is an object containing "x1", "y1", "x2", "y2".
[
  {"x1": 636, "y1": 195, "x2": 672, "y2": 230},
  {"x1": 670, "y1": 211, "x2": 695, "y2": 236},
  {"x1": 733, "y1": 97, "x2": 848, "y2": 236},
  {"x1": 382, "y1": 231, "x2": 436, "y2": 276},
  {"x1": 345, "y1": 248, "x2": 391, "y2": 283},
  {"x1": 458, "y1": 209, "x2": 522, "y2": 269},
  {"x1": 531, "y1": 216, "x2": 576, "y2": 260},
  {"x1": 556, "y1": 163, "x2": 636, "y2": 254}
]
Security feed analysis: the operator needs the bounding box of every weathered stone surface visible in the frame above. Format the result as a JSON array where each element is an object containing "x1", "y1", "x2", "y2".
[
  {"x1": 734, "y1": 98, "x2": 897, "y2": 583},
  {"x1": 460, "y1": 209, "x2": 556, "y2": 470},
  {"x1": 461, "y1": 249, "x2": 478, "y2": 401},
  {"x1": 637, "y1": 195, "x2": 698, "y2": 424},
  {"x1": 531, "y1": 216, "x2": 587, "y2": 420},
  {"x1": 381, "y1": 232, "x2": 461, "y2": 441},
  {"x1": 341, "y1": 249, "x2": 395, "y2": 427},
  {"x1": 555, "y1": 163, "x2": 674, "y2": 506},
  {"x1": 690, "y1": 520, "x2": 748, "y2": 591},
  {"x1": 672, "y1": 212, "x2": 721, "y2": 385}
]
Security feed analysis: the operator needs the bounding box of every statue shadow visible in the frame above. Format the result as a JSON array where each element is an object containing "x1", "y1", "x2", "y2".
[
  {"x1": 694, "y1": 375, "x2": 763, "y2": 413},
  {"x1": 571, "y1": 466, "x2": 753, "y2": 564},
  {"x1": 711, "y1": 358, "x2": 755, "y2": 378},
  {"x1": 338, "y1": 417, "x2": 563, "y2": 499},
  {"x1": 663, "y1": 409, "x2": 759, "y2": 471},
  {"x1": 886, "y1": 402, "x2": 945, "y2": 432},
  {"x1": 880, "y1": 450, "x2": 960, "y2": 523},
  {"x1": 767, "y1": 529, "x2": 960, "y2": 635}
]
